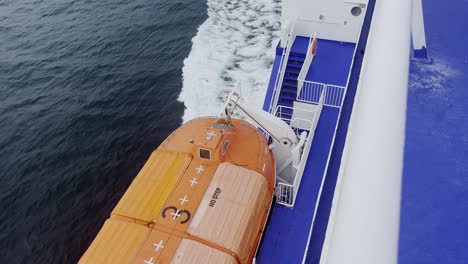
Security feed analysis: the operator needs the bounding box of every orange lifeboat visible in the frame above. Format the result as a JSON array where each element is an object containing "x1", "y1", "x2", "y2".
[{"x1": 79, "y1": 117, "x2": 275, "y2": 264}]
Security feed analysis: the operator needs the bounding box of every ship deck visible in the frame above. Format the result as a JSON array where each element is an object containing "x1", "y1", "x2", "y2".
[
  {"x1": 261, "y1": 0, "x2": 468, "y2": 263},
  {"x1": 399, "y1": 0, "x2": 468, "y2": 263},
  {"x1": 258, "y1": 36, "x2": 355, "y2": 264}
]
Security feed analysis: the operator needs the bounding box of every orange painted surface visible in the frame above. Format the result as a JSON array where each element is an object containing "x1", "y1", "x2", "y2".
[
  {"x1": 79, "y1": 117, "x2": 275, "y2": 264},
  {"x1": 80, "y1": 219, "x2": 150, "y2": 263},
  {"x1": 112, "y1": 150, "x2": 192, "y2": 224}
]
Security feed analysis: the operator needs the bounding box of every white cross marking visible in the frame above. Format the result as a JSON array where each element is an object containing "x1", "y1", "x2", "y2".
[
  {"x1": 171, "y1": 210, "x2": 181, "y2": 220},
  {"x1": 153, "y1": 240, "x2": 165, "y2": 252},
  {"x1": 189, "y1": 177, "x2": 198, "y2": 187},
  {"x1": 206, "y1": 131, "x2": 216, "y2": 140},
  {"x1": 143, "y1": 257, "x2": 155, "y2": 264},
  {"x1": 195, "y1": 165, "x2": 205, "y2": 174},
  {"x1": 179, "y1": 195, "x2": 189, "y2": 205}
]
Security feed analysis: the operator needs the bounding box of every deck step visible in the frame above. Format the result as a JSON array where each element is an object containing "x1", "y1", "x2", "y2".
[
  {"x1": 289, "y1": 52, "x2": 306, "y2": 58},
  {"x1": 285, "y1": 73, "x2": 299, "y2": 80},
  {"x1": 278, "y1": 100, "x2": 294, "y2": 107},
  {"x1": 288, "y1": 55, "x2": 305, "y2": 62},
  {"x1": 283, "y1": 81, "x2": 297, "y2": 88},
  {"x1": 284, "y1": 75, "x2": 297, "y2": 81},
  {"x1": 281, "y1": 87, "x2": 297, "y2": 94},
  {"x1": 287, "y1": 62, "x2": 302, "y2": 68},
  {"x1": 286, "y1": 68, "x2": 300, "y2": 75},
  {"x1": 279, "y1": 94, "x2": 296, "y2": 101}
]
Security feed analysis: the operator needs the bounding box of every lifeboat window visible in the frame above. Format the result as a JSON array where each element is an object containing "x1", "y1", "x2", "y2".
[
  {"x1": 221, "y1": 141, "x2": 230, "y2": 155},
  {"x1": 199, "y1": 148, "x2": 211, "y2": 160}
]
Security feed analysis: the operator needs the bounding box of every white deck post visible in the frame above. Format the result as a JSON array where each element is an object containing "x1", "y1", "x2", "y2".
[
  {"x1": 412, "y1": 0, "x2": 429, "y2": 59},
  {"x1": 319, "y1": 0, "x2": 411, "y2": 263}
]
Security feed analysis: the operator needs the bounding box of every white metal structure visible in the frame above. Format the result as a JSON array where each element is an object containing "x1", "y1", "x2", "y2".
[
  {"x1": 224, "y1": 84, "x2": 299, "y2": 148},
  {"x1": 297, "y1": 33, "x2": 318, "y2": 92},
  {"x1": 319, "y1": 0, "x2": 411, "y2": 263},
  {"x1": 298, "y1": 81, "x2": 346, "y2": 108},
  {"x1": 224, "y1": 84, "x2": 324, "y2": 207},
  {"x1": 411, "y1": 0, "x2": 428, "y2": 59},
  {"x1": 273, "y1": 95, "x2": 324, "y2": 206},
  {"x1": 281, "y1": 0, "x2": 370, "y2": 44}
]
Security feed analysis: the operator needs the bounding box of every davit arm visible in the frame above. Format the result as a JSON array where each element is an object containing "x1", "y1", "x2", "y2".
[{"x1": 223, "y1": 84, "x2": 299, "y2": 148}]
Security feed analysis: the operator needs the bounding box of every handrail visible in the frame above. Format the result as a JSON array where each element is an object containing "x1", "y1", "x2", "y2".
[
  {"x1": 288, "y1": 86, "x2": 326, "y2": 205},
  {"x1": 268, "y1": 52, "x2": 286, "y2": 113},
  {"x1": 297, "y1": 32, "x2": 318, "y2": 96},
  {"x1": 297, "y1": 81, "x2": 326, "y2": 104},
  {"x1": 274, "y1": 88, "x2": 326, "y2": 207},
  {"x1": 268, "y1": 21, "x2": 297, "y2": 113},
  {"x1": 297, "y1": 80, "x2": 346, "y2": 108}
]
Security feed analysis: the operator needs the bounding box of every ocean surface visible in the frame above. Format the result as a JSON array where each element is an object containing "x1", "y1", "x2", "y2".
[
  {"x1": 0, "y1": 0, "x2": 280, "y2": 262},
  {"x1": 0, "y1": 0, "x2": 207, "y2": 262}
]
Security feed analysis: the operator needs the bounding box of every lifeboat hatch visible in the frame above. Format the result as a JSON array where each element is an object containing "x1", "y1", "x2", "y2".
[{"x1": 199, "y1": 148, "x2": 211, "y2": 160}]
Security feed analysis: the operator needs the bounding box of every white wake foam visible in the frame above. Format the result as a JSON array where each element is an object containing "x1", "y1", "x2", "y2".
[
  {"x1": 179, "y1": 0, "x2": 281, "y2": 122},
  {"x1": 409, "y1": 59, "x2": 457, "y2": 97}
]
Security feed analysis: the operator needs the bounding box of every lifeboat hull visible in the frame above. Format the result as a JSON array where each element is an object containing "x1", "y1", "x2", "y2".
[{"x1": 80, "y1": 117, "x2": 275, "y2": 264}]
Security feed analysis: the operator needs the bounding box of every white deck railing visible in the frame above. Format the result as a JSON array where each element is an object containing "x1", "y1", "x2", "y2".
[
  {"x1": 273, "y1": 88, "x2": 325, "y2": 207},
  {"x1": 297, "y1": 81, "x2": 326, "y2": 104},
  {"x1": 262, "y1": 32, "x2": 345, "y2": 207},
  {"x1": 297, "y1": 80, "x2": 346, "y2": 108}
]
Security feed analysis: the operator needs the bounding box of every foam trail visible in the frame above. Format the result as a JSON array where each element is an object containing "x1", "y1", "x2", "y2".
[
  {"x1": 409, "y1": 59, "x2": 457, "y2": 97},
  {"x1": 179, "y1": 0, "x2": 281, "y2": 122}
]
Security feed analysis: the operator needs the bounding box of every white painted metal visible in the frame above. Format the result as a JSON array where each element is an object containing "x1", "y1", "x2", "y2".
[
  {"x1": 297, "y1": 33, "x2": 318, "y2": 92},
  {"x1": 280, "y1": 19, "x2": 292, "y2": 48},
  {"x1": 224, "y1": 84, "x2": 298, "y2": 147},
  {"x1": 268, "y1": 51, "x2": 287, "y2": 114},
  {"x1": 292, "y1": 101, "x2": 319, "y2": 130},
  {"x1": 301, "y1": 7, "x2": 367, "y2": 263},
  {"x1": 221, "y1": 40, "x2": 333, "y2": 209},
  {"x1": 411, "y1": 0, "x2": 427, "y2": 51},
  {"x1": 274, "y1": 87, "x2": 325, "y2": 207},
  {"x1": 297, "y1": 81, "x2": 346, "y2": 108},
  {"x1": 281, "y1": 0, "x2": 369, "y2": 43},
  {"x1": 223, "y1": 84, "x2": 318, "y2": 202},
  {"x1": 320, "y1": 0, "x2": 411, "y2": 263},
  {"x1": 324, "y1": 84, "x2": 346, "y2": 107},
  {"x1": 297, "y1": 81, "x2": 326, "y2": 104}
]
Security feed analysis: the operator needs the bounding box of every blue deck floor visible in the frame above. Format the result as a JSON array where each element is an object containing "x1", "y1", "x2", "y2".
[
  {"x1": 261, "y1": 1, "x2": 468, "y2": 263},
  {"x1": 258, "y1": 107, "x2": 339, "y2": 264},
  {"x1": 258, "y1": 35, "x2": 356, "y2": 263},
  {"x1": 292, "y1": 37, "x2": 355, "y2": 87},
  {"x1": 305, "y1": 40, "x2": 355, "y2": 86},
  {"x1": 305, "y1": 1, "x2": 375, "y2": 262},
  {"x1": 399, "y1": 0, "x2": 468, "y2": 263},
  {"x1": 291, "y1": 36, "x2": 309, "y2": 54}
]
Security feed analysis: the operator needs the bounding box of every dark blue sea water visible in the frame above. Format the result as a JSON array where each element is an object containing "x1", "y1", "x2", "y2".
[{"x1": 0, "y1": 0, "x2": 206, "y2": 262}]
